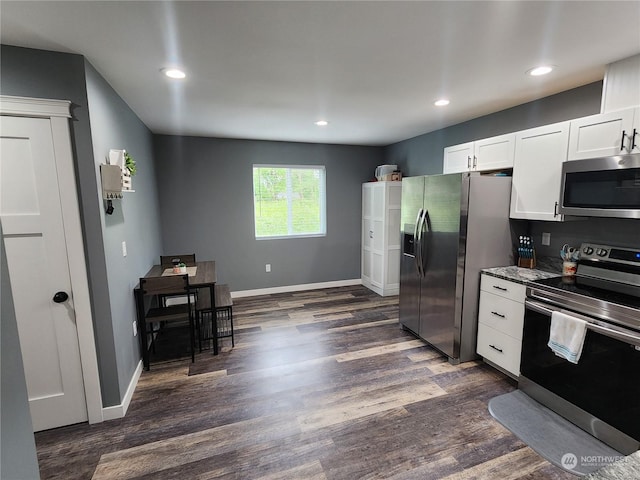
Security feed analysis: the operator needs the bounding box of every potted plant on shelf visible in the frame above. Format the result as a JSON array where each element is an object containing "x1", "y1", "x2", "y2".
[{"x1": 124, "y1": 152, "x2": 137, "y2": 176}]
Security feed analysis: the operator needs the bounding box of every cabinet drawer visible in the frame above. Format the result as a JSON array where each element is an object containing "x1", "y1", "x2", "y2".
[
  {"x1": 477, "y1": 324, "x2": 522, "y2": 376},
  {"x1": 480, "y1": 275, "x2": 526, "y2": 302},
  {"x1": 478, "y1": 292, "x2": 524, "y2": 339}
]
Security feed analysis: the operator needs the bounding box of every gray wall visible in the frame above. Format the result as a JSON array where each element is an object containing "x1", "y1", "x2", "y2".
[
  {"x1": 153, "y1": 136, "x2": 383, "y2": 291},
  {"x1": 84, "y1": 61, "x2": 163, "y2": 401},
  {"x1": 384, "y1": 81, "x2": 639, "y2": 267},
  {"x1": 0, "y1": 45, "x2": 160, "y2": 406},
  {"x1": 1, "y1": 225, "x2": 41, "y2": 480},
  {"x1": 385, "y1": 81, "x2": 604, "y2": 176}
]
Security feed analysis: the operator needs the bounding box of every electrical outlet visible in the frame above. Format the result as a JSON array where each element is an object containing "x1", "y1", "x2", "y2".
[
  {"x1": 132, "y1": 321, "x2": 137, "y2": 336},
  {"x1": 265, "y1": 264, "x2": 271, "y2": 273},
  {"x1": 122, "y1": 241, "x2": 127, "y2": 257},
  {"x1": 541, "y1": 232, "x2": 551, "y2": 246}
]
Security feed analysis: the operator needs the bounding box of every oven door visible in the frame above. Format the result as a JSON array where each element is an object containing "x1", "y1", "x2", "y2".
[{"x1": 520, "y1": 299, "x2": 640, "y2": 454}]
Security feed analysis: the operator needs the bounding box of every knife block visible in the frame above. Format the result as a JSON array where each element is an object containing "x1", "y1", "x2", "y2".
[{"x1": 518, "y1": 253, "x2": 536, "y2": 269}]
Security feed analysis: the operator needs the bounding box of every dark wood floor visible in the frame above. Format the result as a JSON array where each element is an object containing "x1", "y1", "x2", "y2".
[{"x1": 35, "y1": 285, "x2": 574, "y2": 479}]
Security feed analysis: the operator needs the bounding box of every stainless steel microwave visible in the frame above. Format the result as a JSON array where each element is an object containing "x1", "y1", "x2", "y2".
[{"x1": 559, "y1": 153, "x2": 640, "y2": 219}]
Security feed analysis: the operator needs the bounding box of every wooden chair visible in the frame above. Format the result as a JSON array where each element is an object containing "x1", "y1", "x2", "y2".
[
  {"x1": 196, "y1": 284, "x2": 234, "y2": 355},
  {"x1": 159, "y1": 254, "x2": 197, "y2": 306},
  {"x1": 139, "y1": 275, "x2": 195, "y2": 370}
]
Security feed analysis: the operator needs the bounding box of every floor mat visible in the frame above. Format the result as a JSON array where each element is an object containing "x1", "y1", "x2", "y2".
[{"x1": 489, "y1": 390, "x2": 622, "y2": 476}]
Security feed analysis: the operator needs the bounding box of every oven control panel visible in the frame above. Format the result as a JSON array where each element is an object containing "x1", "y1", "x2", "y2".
[{"x1": 580, "y1": 243, "x2": 640, "y2": 265}]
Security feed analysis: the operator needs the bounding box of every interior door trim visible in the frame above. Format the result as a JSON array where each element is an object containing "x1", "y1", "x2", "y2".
[{"x1": 0, "y1": 95, "x2": 104, "y2": 424}]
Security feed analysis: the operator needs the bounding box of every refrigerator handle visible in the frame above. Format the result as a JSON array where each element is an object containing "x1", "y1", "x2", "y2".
[
  {"x1": 420, "y1": 209, "x2": 429, "y2": 275},
  {"x1": 414, "y1": 209, "x2": 424, "y2": 277}
]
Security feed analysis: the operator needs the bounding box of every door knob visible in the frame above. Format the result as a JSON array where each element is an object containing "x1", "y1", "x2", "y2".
[{"x1": 53, "y1": 291, "x2": 69, "y2": 303}]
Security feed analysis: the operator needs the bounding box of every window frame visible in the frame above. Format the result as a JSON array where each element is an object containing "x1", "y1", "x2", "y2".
[{"x1": 252, "y1": 164, "x2": 327, "y2": 240}]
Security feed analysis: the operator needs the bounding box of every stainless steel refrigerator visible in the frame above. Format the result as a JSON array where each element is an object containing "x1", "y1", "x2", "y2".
[{"x1": 399, "y1": 172, "x2": 513, "y2": 363}]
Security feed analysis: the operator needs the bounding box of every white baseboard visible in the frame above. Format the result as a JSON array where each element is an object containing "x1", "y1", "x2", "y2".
[
  {"x1": 101, "y1": 360, "x2": 142, "y2": 421},
  {"x1": 231, "y1": 278, "x2": 362, "y2": 298}
]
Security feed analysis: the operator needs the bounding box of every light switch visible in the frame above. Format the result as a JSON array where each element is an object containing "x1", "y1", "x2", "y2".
[
  {"x1": 265, "y1": 264, "x2": 271, "y2": 273},
  {"x1": 122, "y1": 241, "x2": 127, "y2": 257}
]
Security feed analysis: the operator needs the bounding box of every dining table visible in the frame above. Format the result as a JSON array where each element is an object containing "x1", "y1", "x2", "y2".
[{"x1": 134, "y1": 260, "x2": 218, "y2": 370}]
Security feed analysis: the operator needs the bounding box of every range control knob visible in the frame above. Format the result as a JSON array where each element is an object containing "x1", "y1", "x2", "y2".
[
  {"x1": 583, "y1": 247, "x2": 594, "y2": 255},
  {"x1": 596, "y1": 249, "x2": 608, "y2": 257}
]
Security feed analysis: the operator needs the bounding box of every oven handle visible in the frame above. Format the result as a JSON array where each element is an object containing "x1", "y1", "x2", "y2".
[{"x1": 525, "y1": 299, "x2": 640, "y2": 347}]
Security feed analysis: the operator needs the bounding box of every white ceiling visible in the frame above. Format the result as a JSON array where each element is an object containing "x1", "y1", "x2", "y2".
[{"x1": 2, "y1": 1, "x2": 639, "y2": 146}]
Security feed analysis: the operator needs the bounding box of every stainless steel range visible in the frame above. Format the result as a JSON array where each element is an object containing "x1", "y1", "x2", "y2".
[{"x1": 520, "y1": 243, "x2": 640, "y2": 454}]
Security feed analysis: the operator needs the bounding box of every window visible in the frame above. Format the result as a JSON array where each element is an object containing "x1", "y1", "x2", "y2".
[{"x1": 253, "y1": 165, "x2": 326, "y2": 239}]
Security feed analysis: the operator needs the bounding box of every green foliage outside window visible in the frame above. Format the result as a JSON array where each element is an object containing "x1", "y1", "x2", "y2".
[{"x1": 253, "y1": 166, "x2": 326, "y2": 238}]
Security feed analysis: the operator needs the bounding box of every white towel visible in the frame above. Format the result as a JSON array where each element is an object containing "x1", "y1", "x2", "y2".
[{"x1": 547, "y1": 311, "x2": 588, "y2": 364}]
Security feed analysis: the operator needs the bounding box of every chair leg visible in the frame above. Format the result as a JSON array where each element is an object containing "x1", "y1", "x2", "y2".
[
  {"x1": 230, "y1": 306, "x2": 235, "y2": 347},
  {"x1": 189, "y1": 315, "x2": 195, "y2": 363},
  {"x1": 197, "y1": 310, "x2": 203, "y2": 353}
]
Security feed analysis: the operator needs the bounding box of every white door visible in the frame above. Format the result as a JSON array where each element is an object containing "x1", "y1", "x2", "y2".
[{"x1": 0, "y1": 115, "x2": 88, "y2": 431}]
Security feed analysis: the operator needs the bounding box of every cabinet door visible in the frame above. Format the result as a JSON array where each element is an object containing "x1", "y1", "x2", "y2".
[
  {"x1": 567, "y1": 108, "x2": 635, "y2": 160},
  {"x1": 510, "y1": 122, "x2": 569, "y2": 221},
  {"x1": 443, "y1": 142, "x2": 473, "y2": 174},
  {"x1": 473, "y1": 133, "x2": 515, "y2": 171}
]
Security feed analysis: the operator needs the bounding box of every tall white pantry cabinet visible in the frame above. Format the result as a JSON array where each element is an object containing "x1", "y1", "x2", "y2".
[{"x1": 361, "y1": 181, "x2": 402, "y2": 296}]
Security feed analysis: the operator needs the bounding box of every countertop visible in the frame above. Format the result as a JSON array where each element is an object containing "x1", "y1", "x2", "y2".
[{"x1": 482, "y1": 256, "x2": 563, "y2": 284}]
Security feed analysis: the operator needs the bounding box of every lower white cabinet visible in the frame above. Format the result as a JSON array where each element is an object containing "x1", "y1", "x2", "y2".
[
  {"x1": 476, "y1": 275, "x2": 526, "y2": 377},
  {"x1": 362, "y1": 181, "x2": 402, "y2": 296}
]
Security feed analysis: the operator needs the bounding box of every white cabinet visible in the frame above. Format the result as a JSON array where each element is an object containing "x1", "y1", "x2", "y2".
[
  {"x1": 361, "y1": 181, "x2": 402, "y2": 296},
  {"x1": 443, "y1": 133, "x2": 515, "y2": 174},
  {"x1": 510, "y1": 121, "x2": 570, "y2": 221},
  {"x1": 567, "y1": 107, "x2": 640, "y2": 160},
  {"x1": 601, "y1": 54, "x2": 640, "y2": 113},
  {"x1": 476, "y1": 275, "x2": 526, "y2": 378}
]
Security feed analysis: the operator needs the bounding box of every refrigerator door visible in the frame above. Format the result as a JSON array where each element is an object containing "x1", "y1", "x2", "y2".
[
  {"x1": 399, "y1": 176, "x2": 425, "y2": 335},
  {"x1": 418, "y1": 173, "x2": 466, "y2": 358}
]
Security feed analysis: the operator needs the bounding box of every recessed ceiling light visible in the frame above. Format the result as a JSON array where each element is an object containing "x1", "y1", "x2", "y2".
[
  {"x1": 315, "y1": 120, "x2": 329, "y2": 126},
  {"x1": 161, "y1": 68, "x2": 186, "y2": 79},
  {"x1": 527, "y1": 65, "x2": 554, "y2": 76},
  {"x1": 434, "y1": 99, "x2": 450, "y2": 107}
]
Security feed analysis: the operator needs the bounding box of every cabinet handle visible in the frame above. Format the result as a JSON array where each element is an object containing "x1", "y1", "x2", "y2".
[
  {"x1": 369, "y1": 230, "x2": 373, "y2": 239},
  {"x1": 632, "y1": 129, "x2": 638, "y2": 151},
  {"x1": 467, "y1": 156, "x2": 471, "y2": 169},
  {"x1": 554, "y1": 201, "x2": 559, "y2": 217},
  {"x1": 492, "y1": 285, "x2": 508, "y2": 292},
  {"x1": 473, "y1": 155, "x2": 477, "y2": 168},
  {"x1": 491, "y1": 311, "x2": 506, "y2": 318},
  {"x1": 489, "y1": 344, "x2": 504, "y2": 353},
  {"x1": 620, "y1": 130, "x2": 627, "y2": 152}
]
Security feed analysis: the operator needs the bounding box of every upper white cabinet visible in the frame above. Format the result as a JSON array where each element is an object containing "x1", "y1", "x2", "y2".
[
  {"x1": 443, "y1": 142, "x2": 474, "y2": 174},
  {"x1": 362, "y1": 181, "x2": 402, "y2": 296},
  {"x1": 510, "y1": 121, "x2": 570, "y2": 221},
  {"x1": 567, "y1": 107, "x2": 640, "y2": 160},
  {"x1": 601, "y1": 54, "x2": 640, "y2": 113},
  {"x1": 443, "y1": 133, "x2": 515, "y2": 174}
]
